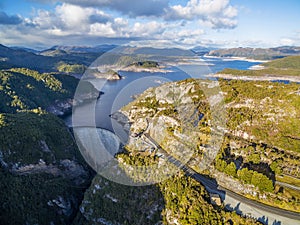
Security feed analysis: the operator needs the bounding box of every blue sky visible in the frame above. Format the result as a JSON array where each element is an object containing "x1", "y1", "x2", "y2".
[{"x1": 0, "y1": 0, "x2": 299, "y2": 49}]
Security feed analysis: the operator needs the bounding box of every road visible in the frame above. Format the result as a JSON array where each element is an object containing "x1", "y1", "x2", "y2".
[
  {"x1": 275, "y1": 181, "x2": 300, "y2": 192},
  {"x1": 144, "y1": 133, "x2": 300, "y2": 225}
]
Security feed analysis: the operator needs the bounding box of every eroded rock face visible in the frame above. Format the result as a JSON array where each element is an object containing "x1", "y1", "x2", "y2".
[
  {"x1": 0, "y1": 113, "x2": 93, "y2": 225},
  {"x1": 47, "y1": 99, "x2": 73, "y2": 116}
]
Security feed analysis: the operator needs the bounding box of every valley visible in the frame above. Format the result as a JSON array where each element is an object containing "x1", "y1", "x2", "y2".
[{"x1": 0, "y1": 44, "x2": 299, "y2": 225}]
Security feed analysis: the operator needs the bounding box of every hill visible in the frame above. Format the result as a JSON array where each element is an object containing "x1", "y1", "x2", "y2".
[
  {"x1": 0, "y1": 111, "x2": 92, "y2": 224},
  {"x1": 0, "y1": 44, "x2": 58, "y2": 71},
  {"x1": 117, "y1": 77, "x2": 300, "y2": 213},
  {"x1": 0, "y1": 44, "x2": 106, "y2": 73},
  {"x1": 215, "y1": 55, "x2": 300, "y2": 79},
  {"x1": 44, "y1": 44, "x2": 117, "y2": 53},
  {"x1": 75, "y1": 159, "x2": 259, "y2": 225},
  {"x1": 263, "y1": 55, "x2": 300, "y2": 69},
  {"x1": 0, "y1": 64, "x2": 98, "y2": 224},
  {"x1": 0, "y1": 69, "x2": 77, "y2": 113},
  {"x1": 207, "y1": 46, "x2": 300, "y2": 60}
]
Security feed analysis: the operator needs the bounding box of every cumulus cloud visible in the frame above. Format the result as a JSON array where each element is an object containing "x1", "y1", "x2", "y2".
[
  {"x1": 1, "y1": 0, "x2": 240, "y2": 47},
  {"x1": 0, "y1": 11, "x2": 23, "y2": 25},
  {"x1": 166, "y1": 0, "x2": 238, "y2": 29},
  {"x1": 29, "y1": 0, "x2": 169, "y2": 17},
  {"x1": 28, "y1": 3, "x2": 113, "y2": 35},
  {"x1": 27, "y1": 0, "x2": 238, "y2": 30}
]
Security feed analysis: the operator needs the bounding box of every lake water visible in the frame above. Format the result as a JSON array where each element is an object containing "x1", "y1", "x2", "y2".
[{"x1": 66, "y1": 57, "x2": 261, "y2": 132}]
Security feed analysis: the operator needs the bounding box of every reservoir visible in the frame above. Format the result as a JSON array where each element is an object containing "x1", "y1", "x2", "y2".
[{"x1": 65, "y1": 56, "x2": 261, "y2": 132}]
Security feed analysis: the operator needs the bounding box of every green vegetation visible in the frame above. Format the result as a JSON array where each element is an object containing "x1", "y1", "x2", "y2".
[
  {"x1": 219, "y1": 56, "x2": 300, "y2": 76},
  {"x1": 77, "y1": 154, "x2": 259, "y2": 225},
  {"x1": 131, "y1": 61, "x2": 159, "y2": 68},
  {"x1": 0, "y1": 69, "x2": 77, "y2": 113},
  {"x1": 0, "y1": 111, "x2": 91, "y2": 225},
  {"x1": 0, "y1": 68, "x2": 98, "y2": 113},
  {"x1": 215, "y1": 156, "x2": 274, "y2": 192},
  {"x1": 220, "y1": 79, "x2": 300, "y2": 153},
  {"x1": 207, "y1": 46, "x2": 300, "y2": 60},
  {"x1": 0, "y1": 169, "x2": 85, "y2": 225},
  {"x1": 0, "y1": 59, "x2": 94, "y2": 224},
  {"x1": 276, "y1": 175, "x2": 300, "y2": 187},
  {"x1": 0, "y1": 112, "x2": 81, "y2": 165},
  {"x1": 57, "y1": 62, "x2": 86, "y2": 74},
  {"x1": 0, "y1": 44, "x2": 101, "y2": 72},
  {"x1": 123, "y1": 75, "x2": 300, "y2": 214},
  {"x1": 264, "y1": 56, "x2": 300, "y2": 69},
  {"x1": 220, "y1": 67, "x2": 300, "y2": 76}
]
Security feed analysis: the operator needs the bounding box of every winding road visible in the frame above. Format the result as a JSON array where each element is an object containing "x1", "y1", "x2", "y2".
[{"x1": 144, "y1": 133, "x2": 300, "y2": 225}]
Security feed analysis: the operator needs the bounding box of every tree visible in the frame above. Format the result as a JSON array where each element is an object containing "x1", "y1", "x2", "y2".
[
  {"x1": 237, "y1": 168, "x2": 253, "y2": 184},
  {"x1": 248, "y1": 153, "x2": 261, "y2": 164},
  {"x1": 225, "y1": 162, "x2": 237, "y2": 177},
  {"x1": 270, "y1": 161, "x2": 282, "y2": 175}
]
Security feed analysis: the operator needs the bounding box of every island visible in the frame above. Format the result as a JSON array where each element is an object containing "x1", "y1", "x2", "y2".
[
  {"x1": 121, "y1": 60, "x2": 172, "y2": 73},
  {"x1": 86, "y1": 68, "x2": 122, "y2": 80}
]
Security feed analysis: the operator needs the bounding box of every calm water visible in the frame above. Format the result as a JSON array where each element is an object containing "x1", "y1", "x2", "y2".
[{"x1": 66, "y1": 57, "x2": 260, "y2": 132}]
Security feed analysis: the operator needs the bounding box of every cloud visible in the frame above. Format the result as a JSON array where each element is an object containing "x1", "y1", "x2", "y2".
[
  {"x1": 29, "y1": 0, "x2": 170, "y2": 17},
  {"x1": 1, "y1": 0, "x2": 240, "y2": 48},
  {"x1": 27, "y1": 0, "x2": 238, "y2": 30},
  {"x1": 166, "y1": 0, "x2": 238, "y2": 29},
  {"x1": 89, "y1": 13, "x2": 111, "y2": 24},
  {"x1": 28, "y1": 3, "x2": 113, "y2": 35},
  {"x1": 0, "y1": 11, "x2": 23, "y2": 25}
]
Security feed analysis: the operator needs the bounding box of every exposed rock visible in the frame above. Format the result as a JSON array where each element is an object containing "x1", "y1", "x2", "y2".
[
  {"x1": 0, "y1": 150, "x2": 8, "y2": 168},
  {"x1": 39, "y1": 140, "x2": 51, "y2": 152},
  {"x1": 47, "y1": 99, "x2": 73, "y2": 116},
  {"x1": 88, "y1": 69, "x2": 122, "y2": 80}
]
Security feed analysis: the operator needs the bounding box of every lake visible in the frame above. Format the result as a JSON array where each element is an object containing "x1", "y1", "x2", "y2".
[{"x1": 66, "y1": 57, "x2": 261, "y2": 132}]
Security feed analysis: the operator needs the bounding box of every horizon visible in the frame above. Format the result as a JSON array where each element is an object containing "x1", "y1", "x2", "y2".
[
  {"x1": 0, "y1": 0, "x2": 300, "y2": 49},
  {"x1": 2, "y1": 43, "x2": 300, "y2": 52}
]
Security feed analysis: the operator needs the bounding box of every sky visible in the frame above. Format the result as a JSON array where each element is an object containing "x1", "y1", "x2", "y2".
[{"x1": 0, "y1": 0, "x2": 300, "y2": 49}]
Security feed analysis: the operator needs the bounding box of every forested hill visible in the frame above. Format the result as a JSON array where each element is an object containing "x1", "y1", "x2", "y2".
[
  {"x1": 0, "y1": 44, "x2": 57, "y2": 71},
  {"x1": 207, "y1": 46, "x2": 300, "y2": 60},
  {"x1": 0, "y1": 44, "x2": 105, "y2": 72},
  {"x1": 0, "y1": 68, "x2": 77, "y2": 113},
  {"x1": 218, "y1": 55, "x2": 300, "y2": 77},
  {"x1": 0, "y1": 50, "x2": 97, "y2": 224}
]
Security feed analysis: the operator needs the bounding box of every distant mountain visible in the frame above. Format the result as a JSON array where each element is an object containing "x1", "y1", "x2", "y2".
[
  {"x1": 10, "y1": 46, "x2": 40, "y2": 53},
  {"x1": 191, "y1": 46, "x2": 216, "y2": 56},
  {"x1": 206, "y1": 46, "x2": 300, "y2": 60},
  {"x1": 0, "y1": 44, "x2": 58, "y2": 71},
  {"x1": 0, "y1": 44, "x2": 108, "y2": 72},
  {"x1": 43, "y1": 44, "x2": 118, "y2": 54}
]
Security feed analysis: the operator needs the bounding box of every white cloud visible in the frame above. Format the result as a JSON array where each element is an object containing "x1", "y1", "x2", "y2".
[
  {"x1": 279, "y1": 38, "x2": 295, "y2": 46},
  {"x1": 131, "y1": 21, "x2": 165, "y2": 37},
  {"x1": 30, "y1": 0, "x2": 169, "y2": 17},
  {"x1": 166, "y1": 0, "x2": 238, "y2": 29},
  {"x1": 0, "y1": 0, "x2": 241, "y2": 48},
  {"x1": 89, "y1": 22, "x2": 115, "y2": 36},
  {"x1": 56, "y1": 3, "x2": 90, "y2": 29}
]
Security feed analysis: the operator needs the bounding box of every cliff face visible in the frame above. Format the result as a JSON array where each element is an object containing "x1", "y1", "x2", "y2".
[
  {"x1": 122, "y1": 78, "x2": 300, "y2": 174},
  {"x1": 111, "y1": 78, "x2": 300, "y2": 211},
  {"x1": 0, "y1": 112, "x2": 93, "y2": 225},
  {"x1": 74, "y1": 77, "x2": 300, "y2": 224}
]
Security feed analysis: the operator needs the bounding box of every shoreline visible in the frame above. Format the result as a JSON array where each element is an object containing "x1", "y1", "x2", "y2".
[
  {"x1": 209, "y1": 73, "x2": 300, "y2": 83},
  {"x1": 203, "y1": 55, "x2": 269, "y2": 63}
]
